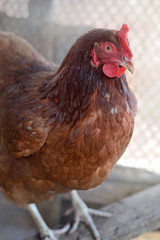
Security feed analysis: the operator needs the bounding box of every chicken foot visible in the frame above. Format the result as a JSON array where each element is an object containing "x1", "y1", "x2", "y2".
[
  {"x1": 26, "y1": 204, "x2": 70, "y2": 240},
  {"x1": 66, "y1": 190, "x2": 112, "y2": 240}
]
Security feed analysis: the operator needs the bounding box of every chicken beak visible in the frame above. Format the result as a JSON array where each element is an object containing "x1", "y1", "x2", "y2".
[
  {"x1": 126, "y1": 61, "x2": 134, "y2": 73},
  {"x1": 121, "y1": 60, "x2": 134, "y2": 73}
]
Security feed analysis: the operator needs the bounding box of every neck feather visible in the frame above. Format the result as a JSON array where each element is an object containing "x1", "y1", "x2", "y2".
[{"x1": 42, "y1": 50, "x2": 130, "y2": 125}]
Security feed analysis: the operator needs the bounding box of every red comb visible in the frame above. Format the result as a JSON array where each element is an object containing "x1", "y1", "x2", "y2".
[
  {"x1": 117, "y1": 24, "x2": 129, "y2": 39},
  {"x1": 117, "y1": 24, "x2": 133, "y2": 59}
]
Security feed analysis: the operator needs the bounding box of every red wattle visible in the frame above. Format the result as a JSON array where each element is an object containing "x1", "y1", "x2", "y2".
[
  {"x1": 102, "y1": 63, "x2": 126, "y2": 78},
  {"x1": 102, "y1": 63, "x2": 119, "y2": 78},
  {"x1": 117, "y1": 66, "x2": 126, "y2": 78}
]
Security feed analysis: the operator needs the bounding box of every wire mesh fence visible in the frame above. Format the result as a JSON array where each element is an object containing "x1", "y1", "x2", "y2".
[
  {"x1": 0, "y1": 0, "x2": 29, "y2": 18},
  {"x1": 0, "y1": 0, "x2": 160, "y2": 172}
]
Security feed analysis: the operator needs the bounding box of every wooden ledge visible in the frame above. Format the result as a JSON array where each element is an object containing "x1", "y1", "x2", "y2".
[{"x1": 25, "y1": 183, "x2": 160, "y2": 240}]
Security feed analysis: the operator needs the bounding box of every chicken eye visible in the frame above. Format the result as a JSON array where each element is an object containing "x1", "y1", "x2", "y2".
[{"x1": 105, "y1": 44, "x2": 112, "y2": 52}]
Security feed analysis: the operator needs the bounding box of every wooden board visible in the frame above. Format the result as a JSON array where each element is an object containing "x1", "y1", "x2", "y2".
[{"x1": 25, "y1": 183, "x2": 160, "y2": 240}]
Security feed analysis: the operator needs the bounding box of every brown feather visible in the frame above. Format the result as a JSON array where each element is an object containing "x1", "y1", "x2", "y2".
[{"x1": 0, "y1": 29, "x2": 136, "y2": 206}]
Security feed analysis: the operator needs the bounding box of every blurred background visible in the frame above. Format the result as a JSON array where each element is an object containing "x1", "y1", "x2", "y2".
[{"x1": 0, "y1": 0, "x2": 160, "y2": 240}]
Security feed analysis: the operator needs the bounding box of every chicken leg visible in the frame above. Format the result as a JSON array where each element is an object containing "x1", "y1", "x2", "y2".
[
  {"x1": 67, "y1": 190, "x2": 112, "y2": 240},
  {"x1": 26, "y1": 204, "x2": 69, "y2": 240}
]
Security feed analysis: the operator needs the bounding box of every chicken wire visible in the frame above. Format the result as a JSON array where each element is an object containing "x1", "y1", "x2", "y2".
[
  {"x1": 0, "y1": 0, "x2": 29, "y2": 18},
  {"x1": 0, "y1": 0, "x2": 160, "y2": 173}
]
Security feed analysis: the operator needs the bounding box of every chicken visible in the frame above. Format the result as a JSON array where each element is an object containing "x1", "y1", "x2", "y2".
[{"x1": 0, "y1": 24, "x2": 137, "y2": 240}]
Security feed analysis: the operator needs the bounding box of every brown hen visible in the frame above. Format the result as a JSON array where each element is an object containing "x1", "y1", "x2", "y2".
[{"x1": 0, "y1": 24, "x2": 137, "y2": 240}]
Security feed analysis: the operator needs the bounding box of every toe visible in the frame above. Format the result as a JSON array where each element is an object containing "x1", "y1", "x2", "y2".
[
  {"x1": 54, "y1": 223, "x2": 70, "y2": 237},
  {"x1": 69, "y1": 214, "x2": 80, "y2": 234},
  {"x1": 88, "y1": 208, "x2": 112, "y2": 217}
]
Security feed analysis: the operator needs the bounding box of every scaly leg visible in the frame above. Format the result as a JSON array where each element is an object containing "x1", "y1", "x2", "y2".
[
  {"x1": 66, "y1": 190, "x2": 112, "y2": 240},
  {"x1": 26, "y1": 204, "x2": 69, "y2": 240}
]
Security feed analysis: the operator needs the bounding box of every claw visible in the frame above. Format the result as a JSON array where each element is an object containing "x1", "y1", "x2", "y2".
[
  {"x1": 63, "y1": 207, "x2": 74, "y2": 216},
  {"x1": 67, "y1": 190, "x2": 112, "y2": 240},
  {"x1": 54, "y1": 223, "x2": 70, "y2": 237},
  {"x1": 69, "y1": 212, "x2": 80, "y2": 234},
  {"x1": 88, "y1": 208, "x2": 112, "y2": 218}
]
